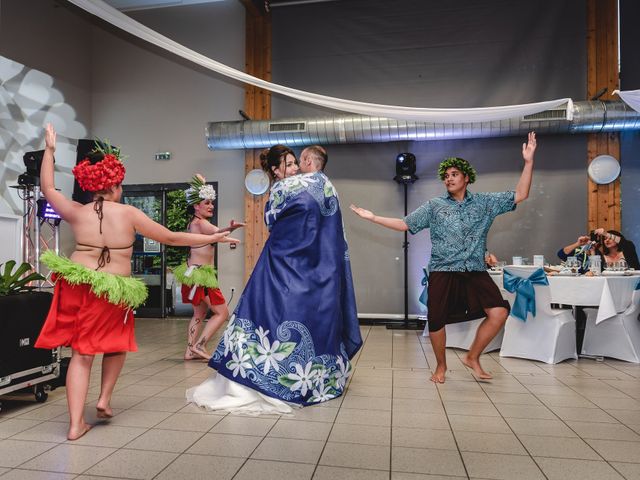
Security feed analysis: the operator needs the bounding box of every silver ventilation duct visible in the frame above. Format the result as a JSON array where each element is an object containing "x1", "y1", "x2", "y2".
[{"x1": 206, "y1": 100, "x2": 640, "y2": 150}]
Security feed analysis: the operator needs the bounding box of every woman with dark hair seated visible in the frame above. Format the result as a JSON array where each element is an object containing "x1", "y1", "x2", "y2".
[
  {"x1": 593, "y1": 228, "x2": 640, "y2": 270},
  {"x1": 557, "y1": 229, "x2": 640, "y2": 273}
]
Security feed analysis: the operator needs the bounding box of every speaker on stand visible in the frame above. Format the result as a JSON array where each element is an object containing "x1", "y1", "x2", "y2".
[{"x1": 387, "y1": 153, "x2": 425, "y2": 330}]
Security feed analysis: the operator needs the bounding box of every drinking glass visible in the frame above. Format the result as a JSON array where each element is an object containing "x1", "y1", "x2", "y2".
[
  {"x1": 571, "y1": 258, "x2": 580, "y2": 274},
  {"x1": 588, "y1": 256, "x2": 601, "y2": 275}
]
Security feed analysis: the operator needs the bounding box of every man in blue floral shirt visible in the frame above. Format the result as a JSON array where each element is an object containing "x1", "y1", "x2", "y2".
[{"x1": 351, "y1": 132, "x2": 537, "y2": 383}]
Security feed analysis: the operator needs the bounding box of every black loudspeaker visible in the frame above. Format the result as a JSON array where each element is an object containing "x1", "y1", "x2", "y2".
[
  {"x1": 18, "y1": 150, "x2": 45, "y2": 186},
  {"x1": 395, "y1": 153, "x2": 416, "y2": 176},
  {"x1": 72, "y1": 139, "x2": 95, "y2": 204},
  {"x1": 394, "y1": 152, "x2": 418, "y2": 184},
  {"x1": 72, "y1": 139, "x2": 120, "y2": 204}
]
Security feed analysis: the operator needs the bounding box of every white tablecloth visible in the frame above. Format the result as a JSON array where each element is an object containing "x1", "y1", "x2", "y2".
[{"x1": 491, "y1": 271, "x2": 639, "y2": 324}]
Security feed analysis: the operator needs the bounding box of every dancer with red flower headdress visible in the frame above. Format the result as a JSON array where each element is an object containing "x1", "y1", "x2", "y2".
[{"x1": 35, "y1": 124, "x2": 240, "y2": 441}]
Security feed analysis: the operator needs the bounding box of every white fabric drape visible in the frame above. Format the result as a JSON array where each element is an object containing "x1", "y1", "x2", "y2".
[
  {"x1": 614, "y1": 89, "x2": 640, "y2": 114},
  {"x1": 187, "y1": 373, "x2": 295, "y2": 415},
  {"x1": 69, "y1": 0, "x2": 573, "y2": 123}
]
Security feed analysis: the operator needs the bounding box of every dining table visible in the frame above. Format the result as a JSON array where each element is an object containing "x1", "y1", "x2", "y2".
[{"x1": 490, "y1": 267, "x2": 640, "y2": 323}]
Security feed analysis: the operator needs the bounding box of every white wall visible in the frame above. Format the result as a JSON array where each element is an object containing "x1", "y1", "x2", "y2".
[
  {"x1": 0, "y1": 0, "x2": 247, "y2": 304},
  {"x1": 90, "y1": 1, "x2": 247, "y2": 304},
  {"x1": 0, "y1": 0, "x2": 94, "y2": 254},
  {"x1": 271, "y1": 0, "x2": 589, "y2": 315}
]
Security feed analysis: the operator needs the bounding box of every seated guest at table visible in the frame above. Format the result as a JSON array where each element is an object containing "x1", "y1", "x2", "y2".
[
  {"x1": 557, "y1": 235, "x2": 594, "y2": 273},
  {"x1": 593, "y1": 228, "x2": 640, "y2": 270}
]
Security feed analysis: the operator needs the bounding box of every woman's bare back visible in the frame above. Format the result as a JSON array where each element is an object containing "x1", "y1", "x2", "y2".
[{"x1": 68, "y1": 200, "x2": 136, "y2": 276}]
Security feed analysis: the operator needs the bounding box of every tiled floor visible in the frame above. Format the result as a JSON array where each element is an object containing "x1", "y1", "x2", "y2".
[{"x1": 1, "y1": 319, "x2": 640, "y2": 479}]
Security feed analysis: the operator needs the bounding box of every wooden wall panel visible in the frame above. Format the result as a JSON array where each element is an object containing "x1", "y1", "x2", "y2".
[
  {"x1": 586, "y1": 0, "x2": 620, "y2": 233},
  {"x1": 243, "y1": 8, "x2": 272, "y2": 281}
]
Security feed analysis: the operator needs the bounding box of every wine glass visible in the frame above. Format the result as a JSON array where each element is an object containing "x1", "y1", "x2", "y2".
[{"x1": 565, "y1": 257, "x2": 577, "y2": 274}]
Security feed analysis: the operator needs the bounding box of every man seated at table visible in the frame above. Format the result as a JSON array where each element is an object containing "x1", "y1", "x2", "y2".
[{"x1": 557, "y1": 235, "x2": 593, "y2": 274}]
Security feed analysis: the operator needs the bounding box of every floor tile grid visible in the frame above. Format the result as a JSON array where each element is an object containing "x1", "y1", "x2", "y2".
[
  {"x1": 153, "y1": 324, "x2": 385, "y2": 480},
  {"x1": 2, "y1": 321, "x2": 640, "y2": 479},
  {"x1": 418, "y1": 337, "x2": 487, "y2": 478},
  {"x1": 405, "y1": 341, "x2": 471, "y2": 479},
  {"x1": 296, "y1": 325, "x2": 398, "y2": 480},
  {"x1": 1, "y1": 321, "x2": 224, "y2": 478},
  {"x1": 150, "y1": 422, "x2": 272, "y2": 480},
  {"x1": 438, "y1": 345, "x2": 636, "y2": 479},
  {"x1": 83, "y1": 325, "x2": 242, "y2": 479},
  {"x1": 480, "y1": 361, "x2": 635, "y2": 479}
]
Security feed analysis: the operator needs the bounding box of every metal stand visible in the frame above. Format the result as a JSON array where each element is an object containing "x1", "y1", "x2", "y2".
[
  {"x1": 11, "y1": 184, "x2": 60, "y2": 288},
  {"x1": 387, "y1": 176, "x2": 425, "y2": 331}
]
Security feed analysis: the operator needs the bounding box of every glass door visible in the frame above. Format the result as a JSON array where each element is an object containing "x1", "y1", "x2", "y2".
[
  {"x1": 122, "y1": 190, "x2": 165, "y2": 318},
  {"x1": 122, "y1": 182, "x2": 219, "y2": 318}
]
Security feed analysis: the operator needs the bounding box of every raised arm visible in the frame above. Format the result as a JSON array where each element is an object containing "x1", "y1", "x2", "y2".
[
  {"x1": 514, "y1": 131, "x2": 536, "y2": 204},
  {"x1": 562, "y1": 235, "x2": 590, "y2": 255},
  {"x1": 130, "y1": 207, "x2": 239, "y2": 246},
  {"x1": 350, "y1": 205, "x2": 408, "y2": 232},
  {"x1": 40, "y1": 124, "x2": 82, "y2": 220}
]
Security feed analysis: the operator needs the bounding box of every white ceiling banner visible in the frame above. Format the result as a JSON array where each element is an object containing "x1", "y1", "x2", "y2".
[
  {"x1": 68, "y1": 0, "x2": 573, "y2": 123},
  {"x1": 614, "y1": 89, "x2": 640, "y2": 114}
]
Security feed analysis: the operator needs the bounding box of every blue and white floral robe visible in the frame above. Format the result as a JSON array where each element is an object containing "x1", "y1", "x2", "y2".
[{"x1": 208, "y1": 172, "x2": 362, "y2": 406}]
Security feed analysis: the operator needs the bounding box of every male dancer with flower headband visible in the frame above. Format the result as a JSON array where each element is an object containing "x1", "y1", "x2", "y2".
[
  {"x1": 175, "y1": 174, "x2": 244, "y2": 360},
  {"x1": 351, "y1": 132, "x2": 537, "y2": 383},
  {"x1": 35, "y1": 125, "x2": 239, "y2": 440}
]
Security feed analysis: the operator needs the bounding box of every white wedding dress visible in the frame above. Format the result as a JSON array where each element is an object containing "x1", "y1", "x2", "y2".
[{"x1": 186, "y1": 373, "x2": 295, "y2": 415}]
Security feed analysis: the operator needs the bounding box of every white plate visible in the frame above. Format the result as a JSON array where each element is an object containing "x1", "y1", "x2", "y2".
[
  {"x1": 244, "y1": 169, "x2": 271, "y2": 195},
  {"x1": 553, "y1": 272, "x2": 579, "y2": 277},
  {"x1": 602, "y1": 270, "x2": 632, "y2": 276},
  {"x1": 588, "y1": 154, "x2": 620, "y2": 184}
]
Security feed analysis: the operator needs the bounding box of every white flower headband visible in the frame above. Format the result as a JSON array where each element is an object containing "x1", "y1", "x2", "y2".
[{"x1": 186, "y1": 174, "x2": 217, "y2": 205}]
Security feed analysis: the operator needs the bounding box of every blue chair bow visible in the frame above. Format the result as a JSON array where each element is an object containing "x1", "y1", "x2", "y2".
[
  {"x1": 635, "y1": 278, "x2": 640, "y2": 291},
  {"x1": 503, "y1": 268, "x2": 549, "y2": 322},
  {"x1": 419, "y1": 268, "x2": 428, "y2": 307}
]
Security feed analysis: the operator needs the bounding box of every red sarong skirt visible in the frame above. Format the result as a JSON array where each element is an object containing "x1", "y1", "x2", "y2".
[{"x1": 35, "y1": 276, "x2": 137, "y2": 355}]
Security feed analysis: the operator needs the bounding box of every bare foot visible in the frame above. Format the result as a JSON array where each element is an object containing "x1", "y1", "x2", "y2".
[
  {"x1": 96, "y1": 405, "x2": 113, "y2": 419},
  {"x1": 67, "y1": 423, "x2": 92, "y2": 441},
  {"x1": 184, "y1": 349, "x2": 199, "y2": 361},
  {"x1": 430, "y1": 365, "x2": 447, "y2": 383},
  {"x1": 189, "y1": 345, "x2": 211, "y2": 360},
  {"x1": 462, "y1": 355, "x2": 493, "y2": 380}
]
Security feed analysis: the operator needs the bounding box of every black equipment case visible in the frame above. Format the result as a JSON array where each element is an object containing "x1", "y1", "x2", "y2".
[{"x1": 0, "y1": 291, "x2": 60, "y2": 409}]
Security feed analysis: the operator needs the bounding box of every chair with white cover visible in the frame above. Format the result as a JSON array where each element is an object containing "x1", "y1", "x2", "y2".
[
  {"x1": 445, "y1": 318, "x2": 504, "y2": 352},
  {"x1": 445, "y1": 275, "x2": 514, "y2": 352},
  {"x1": 581, "y1": 285, "x2": 640, "y2": 363},
  {"x1": 499, "y1": 266, "x2": 576, "y2": 364}
]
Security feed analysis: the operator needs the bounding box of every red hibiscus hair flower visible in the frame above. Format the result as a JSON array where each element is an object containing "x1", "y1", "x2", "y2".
[{"x1": 72, "y1": 142, "x2": 126, "y2": 192}]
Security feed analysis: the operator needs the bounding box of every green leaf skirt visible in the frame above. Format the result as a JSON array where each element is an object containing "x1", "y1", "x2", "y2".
[{"x1": 40, "y1": 250, "x2": 148, "y2": 309}]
